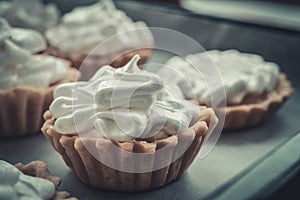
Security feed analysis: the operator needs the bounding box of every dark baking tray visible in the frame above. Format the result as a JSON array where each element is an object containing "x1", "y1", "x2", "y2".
[{"x1": 1, "y1": 1, "x2": 300, "y2": 199}]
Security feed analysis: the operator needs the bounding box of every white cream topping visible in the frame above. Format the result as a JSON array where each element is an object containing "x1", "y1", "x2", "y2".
[
  {"x1": 0, "y1": 0, "x2": 60, "y2": 33},
  {"x1": 50, "y1": 55, "x2": 199, "y2": 141},
  {"x1": 164, "y1": 49, "x2": 280, "y2": 105},
  {"x1": 0, "y1": 18, "x2": 67, "y2": 89},
  {"x1": 45, "y1": 0, "x2": 153, "y2": 55},
  {"x1": 0, "y1": 160, "x2": 56, "y2": 200}
]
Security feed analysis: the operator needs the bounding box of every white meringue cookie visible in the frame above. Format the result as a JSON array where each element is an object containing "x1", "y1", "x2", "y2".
[{"x1": 50, "y1": 55, "x2": 199, "y2": 141}]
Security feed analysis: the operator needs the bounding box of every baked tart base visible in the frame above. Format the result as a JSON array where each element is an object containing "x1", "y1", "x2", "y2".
[
  {"x1": 0, "y1": 63, "x2": 79, "y2": 137},
  {"x1": 222, "y1": 74, "x2": 293, "y2": 130},
  {"x1": 41, "y1": 106, "x2": 218, "y2": 192}
]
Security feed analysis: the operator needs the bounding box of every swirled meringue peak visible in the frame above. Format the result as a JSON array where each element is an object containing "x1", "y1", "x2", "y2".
[
  {"x1": 164, "y1": 49, "x2": 280, "y2": 105},
  {"x1": 0, "y1": 18, "x2": 67, "y2": 89},
  {"x1": 0, "y1": 0, "x2": 60, "y2": 32},
  {"x1": 50, "y1": 55, "x2": 199, "y2": 142},
  {"x1": 0, "y1": 160, "x2": 56, "y2": 200},
  {"x1": 45, "y1": 0, "x2": 153, "y2": 55}
]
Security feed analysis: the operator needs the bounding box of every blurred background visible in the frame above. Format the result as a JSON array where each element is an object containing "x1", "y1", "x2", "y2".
[
  {"x1": 179, "y1": 0, "x2": 300, "y2": 32},
  {"x1": 39, "y1": 0, "x2": 300, "y2": 31}
]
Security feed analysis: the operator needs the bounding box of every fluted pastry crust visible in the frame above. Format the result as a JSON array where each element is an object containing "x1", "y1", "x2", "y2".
[
  {"x1": 222, "y1": 74, "x2": 293, "y2": 130},
  {"x1": 0, "y1": 63, "x2": 79, "y2": 137},
  {"x1": 41, "y1": 106, "x2": 218, "y2": 192}
]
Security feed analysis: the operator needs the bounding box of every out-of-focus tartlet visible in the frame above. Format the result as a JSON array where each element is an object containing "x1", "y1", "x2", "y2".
[
  {"x1": 45, "y1": 0, "x2": 153, "y2": 80},
  {"x1": 0, "y1": 18, "x2": 79, "y2": 137},
  {"x1": 162, "y1": 49, "x2": 293, "y2": 130},
  {"x1": 0, "y1": 0, "x2": 60, "y2": 33},
  {"x1": 42, "y1": 55, "x2": 218, "y2": 192},
  {"x1": 0, "y1": 160, "x2": 77, "y2": 200}
]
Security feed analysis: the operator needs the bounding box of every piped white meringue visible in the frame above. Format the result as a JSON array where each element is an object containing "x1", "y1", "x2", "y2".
[{"x1": 50, "y1": 55, "x2": 199, "y2": 141}]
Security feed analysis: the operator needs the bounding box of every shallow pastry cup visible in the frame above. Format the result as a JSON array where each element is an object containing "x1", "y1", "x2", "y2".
[
  {"x1": 221, "y1": 74, "x2": 293, "y2": 130},
  {"x1": 0, "y1": 62, "x2": 79, "y2": 138},
  {"x1": 15, "y1": 160, "x2": 77, "y2": 200},
  {"x1": 46, "y1": 46, "x2": 152, "y2": 80},
  {"x1": 41, "y1": 106, "x2": 218, "y2": 192}
]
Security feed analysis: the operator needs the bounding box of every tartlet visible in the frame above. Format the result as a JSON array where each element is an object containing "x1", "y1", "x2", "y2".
[
  {"x1": 0, "y1": 160, "x2": 76, "y2": 200},
  {"x1": 0, "y1": 66, "x2": 78, "y2": 137},
  {"x1": 0, "y1": 18, "x2": 79, "y2": 137},
  {"x1": 41, "y1": 55, "x2": 218, "y2": 191},
  {"x1": 45, "y1": 0, "x2": 153, "y2": 80},
  {"x1": 222, "y1": 74, "x2": 292, "y2": 129},
  {"x1": 162, "y1": 49, "x2": 293, "y2": 130}
]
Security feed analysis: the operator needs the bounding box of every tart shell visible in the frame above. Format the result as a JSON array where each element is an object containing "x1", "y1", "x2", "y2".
[
  {"x1": 222, "y1": 74, "x2": 293, "y2": 130},
  {"x1": 0, "y1": 63, "x2": 79, "y2": 138},
  {"x1": 41, "y1": 106, "x2": 218, "y2": 192}
]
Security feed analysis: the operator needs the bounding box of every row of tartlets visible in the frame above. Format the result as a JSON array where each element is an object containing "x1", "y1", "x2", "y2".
[{"x1": 0, "y1": 0, "x2": 293, "y2": 199}]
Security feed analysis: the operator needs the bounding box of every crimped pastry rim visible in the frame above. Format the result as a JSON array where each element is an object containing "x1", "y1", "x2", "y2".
[
  {"x1": 222, "y1": 73, "x2": 293, "y2": 130},
  {"x1": 41, "y1": 106, "x2": 218, "y2": 191},
  {"x1": 0, "y1": 62, "x2": 79, "y2": 137}
]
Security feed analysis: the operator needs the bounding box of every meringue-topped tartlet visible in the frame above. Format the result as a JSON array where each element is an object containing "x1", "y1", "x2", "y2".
[
  {"x1": 0, "y1": 18, "x2": 79, "y2": 137},
  {"x1": 45, "y1": 0, "x2": 153, "y2": 79},
  {"x1": 0, "y1": 0, "x2": 60, "y2": 33},
  {"x1": 163, "y1": 49, "x2": 292, "y2": 129},
  {"x1": 42, "y1": 55, "x2": 218, "y2": 191},
  {"x1": 0, "y1": 160, "x2": 76, "y2": 200}
]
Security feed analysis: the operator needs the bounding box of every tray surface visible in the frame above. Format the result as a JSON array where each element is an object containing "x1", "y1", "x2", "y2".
[{"x1": 1, "y1": 1, "x2": 300, "y2": 199}]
